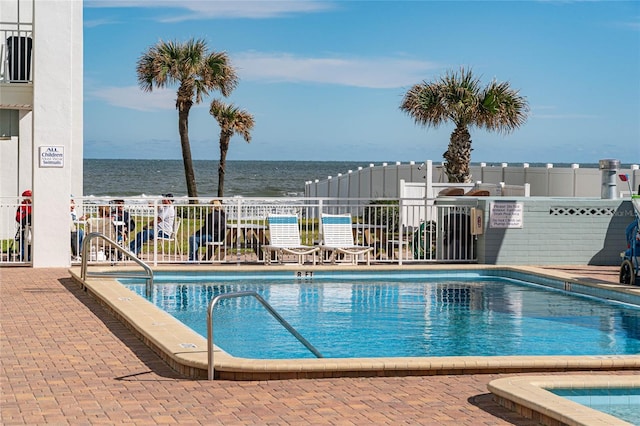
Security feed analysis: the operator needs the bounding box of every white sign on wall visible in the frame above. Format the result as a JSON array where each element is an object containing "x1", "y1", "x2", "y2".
[
  {"x1": 39, "y1": 146, "x2": 64, "y2": 168},
  {"x1": 489, "y1": 201, "x2": 524, "y2": 228}
]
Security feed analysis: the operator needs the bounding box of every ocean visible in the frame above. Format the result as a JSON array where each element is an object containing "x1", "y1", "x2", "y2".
[
  {"x1": 83, "y1": 159, "x2": 370, "y2": 198},
  {"x1": 83, "y1": 159, "x2": 609, "y2": 198}
]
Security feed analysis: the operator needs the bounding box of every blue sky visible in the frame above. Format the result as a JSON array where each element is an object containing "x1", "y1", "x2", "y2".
[{"x1": 83, "y1": 0, "x2": 640, "y2": 164}]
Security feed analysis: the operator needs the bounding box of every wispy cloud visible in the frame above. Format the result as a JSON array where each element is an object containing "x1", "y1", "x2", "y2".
[
  {"x1": 85, "y1": 0, "x2": 336, "y2": 22},
  {"x1": 615, "y1": 19, "x2": 640, "y2": 31},
  {"x1": 527, "y1": 105, "x2": 598, "y2": 119},
  {"x1": 84, "y1": 18, "x2": 121, "y2": 28},
  {"x1": 532, "y1": 113, "x2": 599, "y2": 120},
  {"x1": 88, "y1": 86, "x2": 176, "y2": 111},
  {"x1": 531, "y1": 106, "x2": 599, "y2": 120},
  {"x1": 234, "y1": 52, "x2": 441, "y2": 89},
  {"x1": 530, "y1": 105, "x2": 598, "y2": 120},
  {"x1": 89, "y1": 52, "x2": 442, "y2": 111}
]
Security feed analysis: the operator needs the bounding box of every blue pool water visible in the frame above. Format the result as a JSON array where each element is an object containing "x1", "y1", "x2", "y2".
[
  {"x1": 551, "y1": 388, "x2": 640, "y2": 425},
  {"x1": 122, "y1": 271, "x2": 640, "y2": 359}
]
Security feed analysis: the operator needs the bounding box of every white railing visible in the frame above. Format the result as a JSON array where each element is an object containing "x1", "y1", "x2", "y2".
[
  {"x1": 0, "y1": 27, "x2": 33, "y2": 83},
  {"x1": 0, "y1": 196, "x2": 480, "y2": 266},
  {"x1": 1, "y1": 0, "x2": 33, "y2": 83},
  {"x1": 1, "y1": 196, "x2": 30, "y2": 263}
]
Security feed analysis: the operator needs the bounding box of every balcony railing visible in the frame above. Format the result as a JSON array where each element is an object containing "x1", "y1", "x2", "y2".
[
  {"x1": 0, "y1": 0, "x2": 35, "y2": 83},
  {"x1": 0, "y1": 25, "x2": 33, "y2": 83}
]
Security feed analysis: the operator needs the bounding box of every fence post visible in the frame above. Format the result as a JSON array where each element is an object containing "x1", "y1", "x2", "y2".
[
  {"x1": 571, "y1": 163, "x2": 579, "y2": 197},
  {"x1": 425, "y1": 160, "x2": 433, "y2": 199},
  {"x1": 395, "y1": 162, "x2": 401, "y2": 198},
  {"x1": 382, "y1": 163, "x2": 388, "y2": 197},
  {"x1": 369, "y1": 164, "x2": 374, "y2": 198},
  {"x1": 546, "y1": 163, "x2": 553, "y2": 197}
]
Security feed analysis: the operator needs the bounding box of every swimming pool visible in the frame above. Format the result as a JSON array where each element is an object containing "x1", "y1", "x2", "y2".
[
  {"x1": 488, "y1": 375, "x2": 640, "y2": 426},
  {"x1": 122, "y1": 270, "x2": 640, "y2": 360},
  {"x1": 551, "y1": 387, "x2": 640, "y2": 425}
]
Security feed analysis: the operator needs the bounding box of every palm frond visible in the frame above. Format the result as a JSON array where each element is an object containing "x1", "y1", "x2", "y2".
[
  {"x1": 479, "y1": 80, "x2": 529, "y2": 133},
  {"x1": 136, "y1": 38, "x2": 237, "y2": 105},
  {"x1": 204, "y1": 52, "x2": 239, "y2": 97},
  {"x1": 210, "y1": 99, "x2": 255, "y2": 143},
  {"x1": 400, "y1": 66, "x2": 529, "y2": 183}
]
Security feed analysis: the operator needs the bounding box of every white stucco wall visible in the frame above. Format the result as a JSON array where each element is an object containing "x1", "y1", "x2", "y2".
[{"x1": 30, "y1": 0, "x2": 83, "y2": 267}]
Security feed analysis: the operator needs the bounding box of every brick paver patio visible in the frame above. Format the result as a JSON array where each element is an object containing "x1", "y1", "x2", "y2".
[{"x1": 0, "y1": 266, "x2": 634, "y2": 425}]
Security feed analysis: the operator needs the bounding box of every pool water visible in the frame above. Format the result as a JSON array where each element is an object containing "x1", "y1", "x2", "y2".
[
  {"x1": 124, "y1": 274, "x2": 640, "y2": 359},
  {"x1": 551, "y1": 388, "x2": 640, "y2": 425}
]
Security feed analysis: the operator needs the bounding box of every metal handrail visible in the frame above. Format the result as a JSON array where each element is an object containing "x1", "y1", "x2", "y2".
[
  {"x1": 207, "y1": 291, "x2": 323, "y2": 380},
  {"x1": 80, "y1": 232, "x2": 154, "y2": 296}
]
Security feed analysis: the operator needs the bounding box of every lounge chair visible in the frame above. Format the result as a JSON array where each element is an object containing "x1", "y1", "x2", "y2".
[
  {"x1": 320, "y1": 214, "x2": 373, "y2": 265},
  {"x1": 262, "y1": 214, "x2": 319, "y2": 265},
  {"x1": 464, "y1": 189, "x2": 490, "y2": 197},
  {"x1": 438, "y1": 187, "x2": 465, "y2": 196}
]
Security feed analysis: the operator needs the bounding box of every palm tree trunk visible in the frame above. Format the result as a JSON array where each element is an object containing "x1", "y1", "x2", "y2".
[
  {"x1": 178, "y1": 106, "x2": 198, "y2": 199},
  {"x1": 443, "y1": 125, "x2": 473, "y2": 183},
  {"x1": 217, "y1": 134, "x2": 231, "y2": 197}
]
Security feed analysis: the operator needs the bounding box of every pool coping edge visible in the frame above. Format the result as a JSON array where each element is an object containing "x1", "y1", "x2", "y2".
[
  {"x1": 69, "y1": 265, "x2": 640, "y2": 380},
  {"x1": 488, "y1": 375, "x2": 639, "y2": 426}
]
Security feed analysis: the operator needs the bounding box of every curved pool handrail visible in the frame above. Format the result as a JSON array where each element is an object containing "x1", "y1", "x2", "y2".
[
  {"x1": 80, "y1": 232, "x2": 154, "y2": 296},
  {"x1": 207, "y1": 290, "x2": 323, "y2": 380}
]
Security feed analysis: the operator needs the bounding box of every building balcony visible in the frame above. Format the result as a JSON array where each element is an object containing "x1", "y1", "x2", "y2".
[{"x1": 0, "y1": 23, "x2": 34, "y2": 110}]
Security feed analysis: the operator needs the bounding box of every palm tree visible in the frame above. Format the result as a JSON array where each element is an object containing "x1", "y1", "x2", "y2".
[
  {"x1": 400, "y1": 67, "x2": 529, "y2": 183},
  {"x1": 209, "y1": 99, "x2": 255, "y2": 197},
  {"x1": 136, "y1": 38, "x2": 238, "y2": 198}
]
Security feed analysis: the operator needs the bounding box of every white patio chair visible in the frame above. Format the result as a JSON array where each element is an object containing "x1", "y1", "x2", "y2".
[
  {"x1": 85, "y1": 217, "x2": 119, "y2": 261},
  {"x1": 320, "y1": 214, "x2": 373, "y2": 265},
  {"x1": 156, "y1": 217, "x2": 182, "y2": 257},
  {"x1": 262, "y1": 214, "x2": 319, "y2": 265}
]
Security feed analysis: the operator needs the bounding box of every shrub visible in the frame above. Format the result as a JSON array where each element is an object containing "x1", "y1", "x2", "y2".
[{"x1": 362, "y1": 200, "x2": 399, "y2": 232}]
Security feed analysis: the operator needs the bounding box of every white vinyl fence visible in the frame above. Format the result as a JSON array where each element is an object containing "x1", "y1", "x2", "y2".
[{"x1": 305, "y1": 161, "x2": 639, "y2": 199}]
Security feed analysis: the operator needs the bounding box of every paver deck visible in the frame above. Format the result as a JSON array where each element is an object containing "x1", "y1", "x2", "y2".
[{"x1": 1, "y1": 266, "x2": 637, "y2": 425}]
